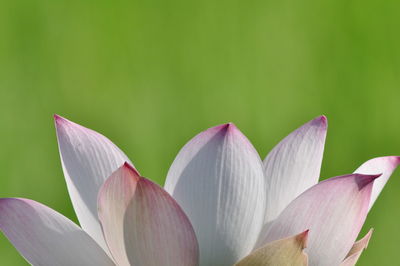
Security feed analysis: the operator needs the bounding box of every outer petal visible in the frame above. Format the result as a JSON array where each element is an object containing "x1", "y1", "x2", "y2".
[
  {"x1": 262, "y1": 116, "x2": 327, "y2": 224},
  {"x1": 123, "y1": 172, "x2": 199, "y2": 266},
  {"x1": 0, "y1": 198, "x2": 114, "y2": 266},
  {"x1": 354, "y1": 156, "x2": 400, "y2": 210},
  {"x1": 259, "y1": 174, "x2": 378, "y2": 266},
  {"x1": 341, "y1": 229, "x2": 373, "y2": 266},
  {"x1": 235, "y1": 231, "x2": 309, "y2": 266},
  {"x1": 164, "y1": 123, "x2": 266, "y2": 265},
  {"x1": 54, "y1": 115, "x2": 132, "y2": 250},
  {"x1": 98, "y1": 163, "x2": 139, "y2": 266}
]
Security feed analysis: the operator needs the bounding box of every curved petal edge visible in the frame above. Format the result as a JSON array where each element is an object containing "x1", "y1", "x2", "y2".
[
  {"x1": 0, "y1": 198, "x2": 114, "y2": 266},
  {"x1": 354, "y1": 156, "x2": 400, "y2": 210},
  {"x1": 258, "y1": 173, "x2": 378, "y2": 266},
  {"x1": 124, "y1": 174, "x2": 199, "y2": 266},
  {"x1": 98, "y1": 162, "x2": 140, "y2": 266},
  {"x1": 262, "y1": 115, "x2": 327, "y2": 225},
  {"x1": 54, "y1": 114, "x2": 133, "y2": 250}
]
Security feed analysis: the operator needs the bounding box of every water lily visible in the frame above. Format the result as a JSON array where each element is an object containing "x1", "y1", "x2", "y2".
[{"x1": 0, "y1": 115, "x2": 398, "y2": 266}]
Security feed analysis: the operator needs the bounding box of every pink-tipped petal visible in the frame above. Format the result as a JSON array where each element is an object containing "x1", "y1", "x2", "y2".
[
  {"x1": 354, "y1": 156, "x2": 400, "y2": 210},
  {"x1": 124, "y1": 177, "x2": 199, "y2": 266},
  {"x1": 98, "y1": 163, "x2": 139, "y2": 266},
  {"x1": 164, "y1": 123, "x2": 266, "y2": 265},
  {"x1": 0, "y1": 198, "x2": 114, "y2": 266},
  {"x1": 262, "y1": 116, "x2": 327, "y2": 224},
  {"x1": 54, "y1": 115, "x2": 133, "y2": 250},
  {"x1": 235, "y1": 231, "x2": 309, "y2": 266},
  {"x1": 258, "y1": 174, "x2": 378, "y2": 266},
  {"x1": 340, "y1": 229, "x2": 373, "y2": 266}
]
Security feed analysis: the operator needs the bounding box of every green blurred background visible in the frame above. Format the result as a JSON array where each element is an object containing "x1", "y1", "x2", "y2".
[{"x1": 0, "y1": 0, "x2": 399, "y2": 265}]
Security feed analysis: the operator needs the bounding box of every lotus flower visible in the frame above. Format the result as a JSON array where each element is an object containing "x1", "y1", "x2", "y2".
[{"x1": 0, "y1": 115, "x2": 398, "y2": 266}]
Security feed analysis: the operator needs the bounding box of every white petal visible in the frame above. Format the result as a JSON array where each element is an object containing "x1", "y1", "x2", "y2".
[
  {"x1": 258, "y1": 174, "x2": 377, "y2": 266},
  {"x1": 0, "y1": 198, "x2": 114, "y2": 266},
  {"x1": 165, "y1": 123, "x2": 266, "y2": 265},
  {"x1": 54, "y1": 115, "x2": 132, "y2": 251},
  {"x1": 262, "y1": 115, "x2": 327, "y2": 224},
  {"x1": 354, "y1": 156, "x2": 400, "y2": 210}
]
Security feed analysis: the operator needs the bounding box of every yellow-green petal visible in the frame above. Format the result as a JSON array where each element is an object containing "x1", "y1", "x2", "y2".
[{"x1": 235, "y1": 231, "x2": 308, "y2": 266}]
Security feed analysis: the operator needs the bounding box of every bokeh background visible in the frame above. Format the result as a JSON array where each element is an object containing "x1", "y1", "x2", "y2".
[{"x1": 0, "y1": 0, "x2": 399, "y2": 265}]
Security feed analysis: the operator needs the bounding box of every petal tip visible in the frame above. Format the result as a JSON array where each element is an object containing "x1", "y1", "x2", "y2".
[
  {"x1": 379, "y1": 156, "x2": 400, "y2": 167},
  {"x1": 313, "y1": 115, "x2": 328, "y2": 128},
  {"x1": 364, "y1": 228, "x2": 374, "y2": 248},
  {"x1": 296, "y1": 230, "x2": 309, "y2": 249},
  {"x1": 122, "y1": 162, "x2": 140, "y2": 177},
  {"x1": 365, "y1": 232, "x2": 373, "y2": 250},
  {"x1": 209, "y1": 123, "x2": 241, "y2": 139},
  {"x1": 216, "y1": 122, "x2": 237, "y2": 132},
  {"x1": 354, "y1": 229, "x2": 373, "y2": 252},
  {"x1": 355, "y1": 173, "x2": 381, "y2": 190},
  {"x1": 392, "y1": 156, "x2": 400, "y2": 165},
  {"x1": 53, "y1": 115, "x2": 73, "y2": 131},
  {"x1": 53, "y1": 114, "x2": 66, "y2": 125}
]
